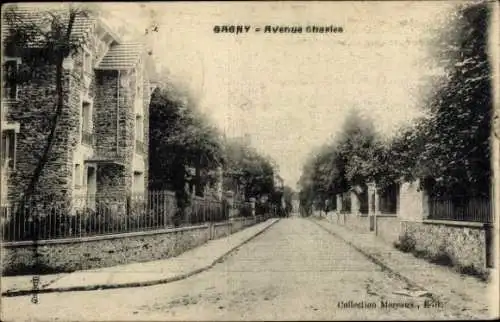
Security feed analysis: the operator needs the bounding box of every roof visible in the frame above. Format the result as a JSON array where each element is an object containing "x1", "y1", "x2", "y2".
[
  {"x1": 2, "y1": 5, "x2": 123, "y2": 49},
  {"x1": 3, "y1": 5, "x2": 146, "y2": 71},
  {"x1": 2, "y1": 5, "x2": 97, "y2": 46},
  {"x1": 96, "y1": 42, "x2": 145, "y2": 70}
]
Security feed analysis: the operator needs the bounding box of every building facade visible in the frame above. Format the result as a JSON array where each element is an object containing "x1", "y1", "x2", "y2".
[{"x1": 1, "y1": 8, "x2": 151, "y2": 211}]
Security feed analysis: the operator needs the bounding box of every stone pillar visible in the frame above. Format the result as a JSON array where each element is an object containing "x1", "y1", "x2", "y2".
[
  {"x1": 336, "y1": 194, "x2": 342, "y2": 215},
  {"x1": 225, "y1": 190, "x2": 236, "y2": 219},
  {"x1": 249, "y1": 197, "x2": 256, "y2": 218},
  {"x1": 367, "y1": 182, "x2": 378, "y2": 232},
  {"x1": 398, "y1": 179, "x2": 428, "y2": 221},
  {"x1": 216, "y1": 166, "x2": 223, "y2": 201},
  {"x1": 367, "y1": 182, "x2": 376, "y2": 216},
  {"x1": 350, "y1": 191, "x2": 360, "y2": 215}
]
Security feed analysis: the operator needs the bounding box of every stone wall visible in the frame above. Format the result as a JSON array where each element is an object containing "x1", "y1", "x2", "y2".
[
  {"x1": 230, "y1": 217, "x2": 247, "y2": 233},
  {"x1": 400, "y1": 220, "x2": 489, "y2": 273},
  {"x1": 375, "y1": 215, "x2": 401, "y2": 244},
  {"x1": 117, "y1": 71, "x2": 135, "y2": 194},
  {"x1": 4, "y1": 29, "x2": 144, "y2": 204},
  {"x1": 5, "y1": 59, "x2": 75, "y2": 205},
  {"x1": 1, "y1": 216, "x2": 262, "y2": 275},
  {"x1": 213, "y1": 222, "x2": 232, "y2": 239},
  {"x1": 1, "y1": 225, "x2": 209, "y2": 275},
  {"x1": 342, "y1": 214, "x2": 370, "y2": 232},
  {"x1": 94, "y1": 71, "x2": 120, "y2": 160}
]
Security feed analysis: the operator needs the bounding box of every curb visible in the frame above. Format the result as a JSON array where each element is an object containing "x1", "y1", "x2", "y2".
[
  {"x1": 2, "y1": 218, "x2": 280, "y2": 298},
  {"x1": 309, "y1": 218, "x2": 439, "y2": 300}
]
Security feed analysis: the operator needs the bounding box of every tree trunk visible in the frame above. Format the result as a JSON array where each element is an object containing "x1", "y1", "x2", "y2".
[{"x1": 15, "y1": 11, "x2": 77, "y2": 240}]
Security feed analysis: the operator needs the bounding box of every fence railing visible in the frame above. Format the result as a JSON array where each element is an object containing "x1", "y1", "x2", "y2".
[
  {"x1": 1, "y1": 192, "x2": 275, "y2": 242},
  {"x1": 379, "y1": 194, "x2": 398, "y2": 214},
  {"x1": 341, "y1": 192, "x2": 351, "y2": 213},
  {"x1": 428, "y1": 197, "x2": 493, "y2": 223},
  {"x1": 1, "y1": 191, "x2": 233, "y2": 242}
]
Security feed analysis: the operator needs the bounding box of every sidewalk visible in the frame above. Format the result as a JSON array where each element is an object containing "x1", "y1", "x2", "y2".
[
  {"x1": 1, "y1": 218, "x2": 280, "y2": 297},
  {"x1": 311, "y1": 217, "x2": 495, "y2": 317}
]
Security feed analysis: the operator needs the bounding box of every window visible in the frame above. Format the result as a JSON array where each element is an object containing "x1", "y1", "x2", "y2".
[
  {"x1": 74, "y1": 164, "x2": 82, "y2": 187},
  {"x1": 81, "y1": 101, "x2": 92, "y2": 133},
  {"x1": 86, "y1": 166, "x2": 96, "y2": 194},
  {"x1": 1, "y1": 130, "x2": 16, "y2": 170},
  {"x1": 80, "y1": 100, "x2": 93, "y2": 146},
  {"x1": 2, "y1": 59, "x2": 20, "y2": 100}
]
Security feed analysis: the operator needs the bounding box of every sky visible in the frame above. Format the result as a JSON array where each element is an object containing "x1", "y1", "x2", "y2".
[{"x1": 100, "y1": 1, "x2": 458, "y2": 190}]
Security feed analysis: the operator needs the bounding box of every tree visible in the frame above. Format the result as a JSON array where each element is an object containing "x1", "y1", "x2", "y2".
[
  {"x1": 223, "y1": 138, "x2": 275, "y2": 201},
  {"x1": 335, "y1": 108, "x2": 385, "y2": 188},
  {"x1": 149, "y1": 84, "x2": 224, "y2": 225},
  {"x1": 282, "y1": 186, "x2": 295, "y2": 216},
  {"x1": 298, "y1": 108, "x2": 394, "y2": 212},
  {"x1": 298, "y1": 143, "x2": 339, "y2": 213},
  {"x1": 399, "y1": 1, "x2": 493, "y2": 198}
]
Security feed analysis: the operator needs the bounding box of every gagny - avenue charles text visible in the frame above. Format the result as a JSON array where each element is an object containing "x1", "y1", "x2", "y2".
[{"x1": 213, "y1": 25, "x2": 344, "y2": 34}]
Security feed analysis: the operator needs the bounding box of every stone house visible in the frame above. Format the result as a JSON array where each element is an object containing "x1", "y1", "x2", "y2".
[{"x1": 1, "y1": 7, "x2": 152, "y2": 213}]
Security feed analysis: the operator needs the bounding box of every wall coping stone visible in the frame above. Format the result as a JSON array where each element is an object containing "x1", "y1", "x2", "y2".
[
  {"x1": 401, "y1": 219, "x2": 490, "y2": 229},
  {"x1": 376, "y1": 214, "x2": 398, "y2": 218},
  {"x1": 230, "y1": 217, "x2": 247, "y2": 222},
  {"x1": 2, "y1": 224, "x2": 209, "y2": 248},
  {"x1": 214, "y1": 221, "x2": 232, "y2": 227}
]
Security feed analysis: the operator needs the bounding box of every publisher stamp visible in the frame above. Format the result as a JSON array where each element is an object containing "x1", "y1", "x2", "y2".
[{"x1": 337, "y1": 299, "x2": 445, "y2": 310}]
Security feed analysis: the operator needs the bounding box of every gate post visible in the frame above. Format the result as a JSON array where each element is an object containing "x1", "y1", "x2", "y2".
[{"x1": 368, "y1": 182, "x2": 376, "y2": 232}]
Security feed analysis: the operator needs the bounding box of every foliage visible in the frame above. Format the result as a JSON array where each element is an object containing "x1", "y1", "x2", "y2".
[
  {"x1": 335, "y1": 108, "x2": 383, "y2": 187},
  {"x1": 386, "y1": 2, "x2": 492, "y2": 198},
  {"x1": 394, "y1": 231, "x2": 417, "y2": 253},
  {"x1": 298, "y1": 108, "x2": 387, "y2": 211},
  {"x1": 299, "y1": 2, "x2": 493, "y2": 205},
  {"x1": 414, "y1": 1, "x2": 492, "y2": 197},
  {"x1": 148, "y1": 84, "x2": 224, "y2": 222},
  {"x1": 282, "y1": 186, "x2": 295, "y2": 215},
  {"x1": 223, "y1": 137, "x2": 275, "y2": 201}
]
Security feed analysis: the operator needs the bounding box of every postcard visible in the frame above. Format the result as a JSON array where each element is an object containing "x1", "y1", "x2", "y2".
[{"x1": 1, "y1": 1, "x2": 499, "y2": 320}]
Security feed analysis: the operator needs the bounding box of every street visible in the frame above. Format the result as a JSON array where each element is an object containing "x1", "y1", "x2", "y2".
[{"x1": 1, "y1": 217, "x2": 483, "y2": 321}]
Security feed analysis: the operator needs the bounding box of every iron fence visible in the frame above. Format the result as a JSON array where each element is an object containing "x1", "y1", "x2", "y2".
[
  {"x1": 233, "y1": 200, "x2": 253, "y2": 217},
  {"x1": 428, "y1": 197, "x2": 493, "y2": 223},
  {"x1": 379, "y1": 183, "x2": 399, "y2": 215},
  {"x1": 1, "y1": 191, "x2": 232, "y2": 242},
  {"x1": 341, "y1": 192, "x2": 351, "y2": 213}
]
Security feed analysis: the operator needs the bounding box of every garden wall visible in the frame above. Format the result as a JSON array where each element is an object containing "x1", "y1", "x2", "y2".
[
  {"x1": 375, "y1": 215, "x2": 400, "y2": 244},
  {"x1": 212, "y1": 222, "x2": 233, "y2": 239},
  {"x1": 399, "y1": 220, "x2": 491, "y2": 274},
  {"x1": 1, "y1": 216, "x2": 261, "y2": 276},
  {"x1": 341, "y1": 214, "x2": 370, "y2": 232}
]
